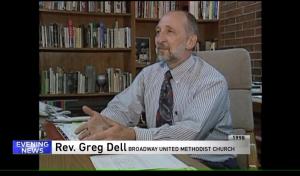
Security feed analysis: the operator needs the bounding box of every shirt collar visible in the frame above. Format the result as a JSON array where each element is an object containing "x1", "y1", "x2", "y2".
[{"x1": 166, "y1": 54, "x2": 195, "y2": 83}]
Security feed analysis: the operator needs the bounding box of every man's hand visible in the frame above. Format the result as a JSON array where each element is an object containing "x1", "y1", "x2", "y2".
[{"x1": 74, "y1": 106, "x2": 136, "y2": 140}]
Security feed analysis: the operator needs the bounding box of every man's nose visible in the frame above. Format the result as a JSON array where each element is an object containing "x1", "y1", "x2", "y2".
[{"x1": 155, "y1": 32, "x2": 167, "y2": 44}]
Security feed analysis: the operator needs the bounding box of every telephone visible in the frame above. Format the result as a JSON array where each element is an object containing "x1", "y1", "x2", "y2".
[{"x1": 39, "y1": 101, "x2": 63, "y2": 116}]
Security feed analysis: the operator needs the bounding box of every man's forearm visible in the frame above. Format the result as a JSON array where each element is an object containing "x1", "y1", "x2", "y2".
[{"x1": 124, "y1": 127, "x2": 136, "y2": 140}]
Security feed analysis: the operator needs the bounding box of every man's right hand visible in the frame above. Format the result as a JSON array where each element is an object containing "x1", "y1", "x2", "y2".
[{"x1": 74, "y1": 106, "x2": 111, "y2": 140}]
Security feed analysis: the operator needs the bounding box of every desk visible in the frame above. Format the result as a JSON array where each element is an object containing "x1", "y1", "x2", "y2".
[
  {"x1": 40, "y1": 155, "x2": 93, "y2": 169},
  {"x1": 252, "y1": 96, "x2": 262, "y2": 113},
  {"x1": 39, "y1": 154, "x2": 209, "y2": 170},
  {"x1": 252, "y1": 96, "x2": 261, "y2": 166},
  {"x1": 39, "y1": 120, "x2": 209, "y2": 170}
]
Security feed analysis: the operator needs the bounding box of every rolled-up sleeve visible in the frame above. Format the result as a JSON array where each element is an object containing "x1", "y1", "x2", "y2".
[{"x1": 101, "y1": 70, "x2": 145, "y2": 127}]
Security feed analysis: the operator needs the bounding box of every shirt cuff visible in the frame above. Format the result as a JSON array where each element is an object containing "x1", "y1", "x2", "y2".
[
  {"x1": 133, "y1": 127, "x2": 153, "y2": 140},
  {"x1": 101, "y1": 108, "x2": 127, "y2": 126}
]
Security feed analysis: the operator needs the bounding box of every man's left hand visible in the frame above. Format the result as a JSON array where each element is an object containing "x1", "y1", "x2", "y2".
[
  {"x1": 75, "y1": 106, "x2": 136, "y2": 140},
  {"x1": 85, "y1": 116, "x2": 136, "y2": 140}
]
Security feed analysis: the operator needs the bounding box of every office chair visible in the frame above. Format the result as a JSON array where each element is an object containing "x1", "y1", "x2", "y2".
[{"x1": 196, "y1": 48, "x2": 259, "y2": 169}]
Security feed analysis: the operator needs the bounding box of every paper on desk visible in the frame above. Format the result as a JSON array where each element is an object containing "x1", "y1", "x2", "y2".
[
  {"x1": 90, "y1": 154, "x2": 194, "y2": 170},
  {"x1": 52, "y1": 116, "x2": 90, "y2": 123},
  {"x1": 55, "y1": 122, "x2": 84, "y2": 140}
]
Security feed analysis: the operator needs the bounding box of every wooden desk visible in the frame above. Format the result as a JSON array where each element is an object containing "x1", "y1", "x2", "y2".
[
  {"x1": 252, "y1": 96, "x2": 262, "y2": 113},
  {"x1": 40, "y1": 155, "x2": 93, "y2": 169},
  {"x1": 39, "y1": 154, "x2": 209, "y2": 170},
  {"x1": 252, "y1": 96, "x2": 262, "y2": 166}
]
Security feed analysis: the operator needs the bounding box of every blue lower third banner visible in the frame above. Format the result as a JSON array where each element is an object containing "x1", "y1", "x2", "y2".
[
  {"x1": 12, "y1": 135, "x2": 250, "y2": 155},
  {"x1": 13, "y1": 140, "x2": 52, "y2": 154}
]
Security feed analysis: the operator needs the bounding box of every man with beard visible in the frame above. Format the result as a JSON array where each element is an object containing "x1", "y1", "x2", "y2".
[{"x1": 75, "y1": 11, "x2": 238, "y2": 169}]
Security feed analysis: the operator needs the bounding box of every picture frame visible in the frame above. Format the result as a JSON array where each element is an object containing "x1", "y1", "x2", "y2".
[{"x1": 136, "y1": 37, "x2": 151, "y2": 64}]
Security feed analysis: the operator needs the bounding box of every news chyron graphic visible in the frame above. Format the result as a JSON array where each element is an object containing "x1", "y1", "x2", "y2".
[
  {"x1": 13, "y1": 140, "x2": 51, "y2": 154},
  {"x1": 13, "y1": 135, "x2": 250, "y2": 155}
]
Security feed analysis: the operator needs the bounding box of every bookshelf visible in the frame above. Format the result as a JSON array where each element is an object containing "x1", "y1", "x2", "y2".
[
  {"x1": 40, "y1": 92, "x2": 117, "y2": 99},
  {"x1": 135, "y1": 1, "x2": 219, "y2": 71},
  {"x1": 39, "y1": 1, "x2": 135, "y2": 101},
  {"x1": 39, "y1": 48, "x2": 131, "y2": 52},
  {"x1": 39, "y1": 1, "x2": 219, "y2": 102}
]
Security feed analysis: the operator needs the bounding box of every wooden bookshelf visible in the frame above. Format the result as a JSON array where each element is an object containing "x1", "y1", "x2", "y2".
[
  {"x1": 39, "y1": 93, "x2": 118, "y2": 100},
  {"x1": 136, "y1": 18, "x2": 219, "y2": 23},
  {"x1": 39, "y1": 48, "x2": 131, "y2": 52},
  {"x1": 136, "y1": 62, "x2": 151, "y2": 68},
  {"x1": 39, "y1": 1, "x2": 136, "y2": 100},
  {"x1": 39, "y1": 1, "x2": 219, "y2": 100},
  {"x1": 39, "y1": 9, "x2": 131, "y2": 17},
  {"x1": 135, "y1": 18, "x2": 160, "y2": 22}
]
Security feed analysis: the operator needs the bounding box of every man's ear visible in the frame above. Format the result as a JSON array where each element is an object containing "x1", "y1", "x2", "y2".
[{"x1": 186, "y1": 35, "x2": 198, "y2": 50}]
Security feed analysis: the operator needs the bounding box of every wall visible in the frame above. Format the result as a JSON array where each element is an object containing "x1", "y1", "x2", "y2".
[{"x1": 218, "y1": 1, "x2": 262, "y2": 82}]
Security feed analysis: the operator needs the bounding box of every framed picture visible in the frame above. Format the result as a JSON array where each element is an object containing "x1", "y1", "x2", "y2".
[{"x1": 136, "y1": 37, "x2": 151, "y2": 64}]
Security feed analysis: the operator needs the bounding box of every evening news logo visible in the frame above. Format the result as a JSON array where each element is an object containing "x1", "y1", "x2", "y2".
[{"x1": 13, "y1": 140, "x2": 51, "y2": 154}]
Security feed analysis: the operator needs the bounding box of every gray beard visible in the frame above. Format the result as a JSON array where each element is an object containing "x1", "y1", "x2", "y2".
[{"x1": 156, "y1": 48, "x2": 178, "y2": 62}]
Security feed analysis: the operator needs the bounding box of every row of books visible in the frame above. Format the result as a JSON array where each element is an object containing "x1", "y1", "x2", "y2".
[
  {"x1": 39, "y1": 20, "x2": 131, "y2": 49},
  {"x1": 40, "y1": 65, "x2": 96, "y2": 95},
  {"x1": 189, "y1": 1, "x2": 219, "y2": 20},
  {"x1": 193, "y1": 41, "x2": 217, "y2": 52},
  {"x1": 39, "y1": 1, "x2": 219, "y2": 20},
  {"x1": 106, "y1": 68, "x2": 133, "y2": 93},
  {"x1": 40, "y1": 66, "x2": 133, "y2": 95},
  {"x1": 39, "y1": 1, "x2": 129, "y2": 14},
  {"x1": 135, "y1": 1, "x2": 219, "y2": 20},
  {"x1": 135, "y1": 1, "x2": 176, "y2": 19}
]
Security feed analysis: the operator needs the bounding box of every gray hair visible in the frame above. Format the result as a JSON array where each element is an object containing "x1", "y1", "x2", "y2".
[
  {"x1": 183, "y1": 11, "x2": 199, "y2": 37},
  {"x1": 166, "y1": 11, "x2": 199, "y2": 37}
]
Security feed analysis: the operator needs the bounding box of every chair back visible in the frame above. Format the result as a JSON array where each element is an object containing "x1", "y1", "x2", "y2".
[{"x1": 195, "y1": 48, "x2": 255, "y2": 168}]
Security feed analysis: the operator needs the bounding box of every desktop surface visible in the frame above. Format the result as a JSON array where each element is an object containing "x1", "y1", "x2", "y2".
[
  {"x1": 39, "y1": 120, "x2": 209, "y2": 170},
  {"x1": 39, "y1": 154, "x2": 209, "y2": 170}
]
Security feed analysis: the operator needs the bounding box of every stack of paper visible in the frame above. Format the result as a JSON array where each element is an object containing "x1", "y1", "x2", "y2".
[
  {"x1": 90, "y1": 154, "x2": 195, "y2": 170},
  {"x1": 52, "y1": 116, "x2": 90, "y2": 123},
  {"x1": 55, "y1": 123, "x2": 84, "y2": 140}
]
